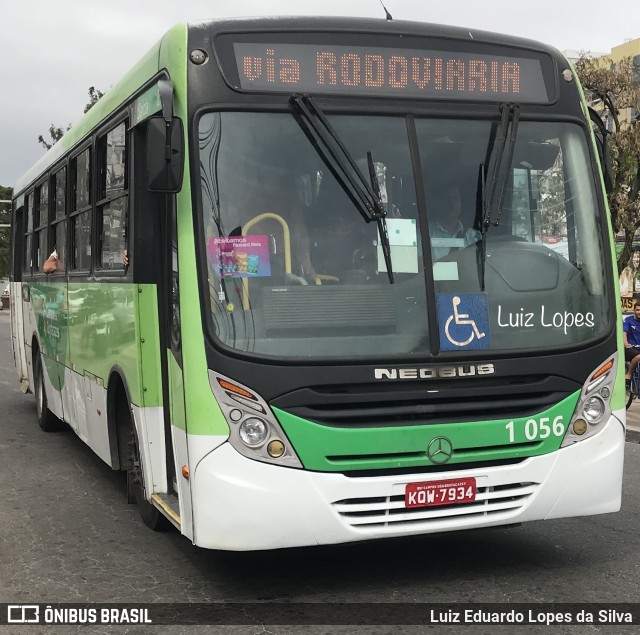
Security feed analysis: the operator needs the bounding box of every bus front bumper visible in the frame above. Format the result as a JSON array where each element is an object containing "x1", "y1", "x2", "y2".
[{"x1": 191, "y1": 413, "x2": 625, "y2": 551}]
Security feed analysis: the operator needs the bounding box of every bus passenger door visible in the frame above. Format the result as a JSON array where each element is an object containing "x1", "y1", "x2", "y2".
[
  {"x1": 163, "y1": 207, "x2": 193, "y2": 539},
  {"x1": 133, "y1": 110, "x2": 191, "y2": 537}
]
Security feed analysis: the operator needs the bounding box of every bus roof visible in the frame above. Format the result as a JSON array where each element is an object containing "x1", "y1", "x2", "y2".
[
  {"x1": 192, "y1": 15, "x2": 563, "y2": 57},
  {"x1": 14, "y1": 16, "x2": 566, "y2": 197}
]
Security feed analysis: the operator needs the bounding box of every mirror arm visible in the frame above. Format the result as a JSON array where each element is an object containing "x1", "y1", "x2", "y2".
[
  {"x1": 158, "y1": 79, "x2": 175, "y2": 164},
  {"x1": 158, "y1": 79, "x2": 174, "y2": 122}
]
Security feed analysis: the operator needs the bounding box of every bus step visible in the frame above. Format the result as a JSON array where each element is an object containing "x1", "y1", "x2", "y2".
[{"x1": 151, "y1": 493, "x2": 181, "y2": 528}]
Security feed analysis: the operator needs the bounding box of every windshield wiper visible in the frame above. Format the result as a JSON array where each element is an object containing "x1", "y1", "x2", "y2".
[
  {"x1": 290, "y1": 94, "x2": 394, "y2": 283},
  {"x1": 477, "y1": 103, "x2": 520, "y2": 290},
  {"x1": 366, "y1": 150, "x2": 394, "y2": 284}
]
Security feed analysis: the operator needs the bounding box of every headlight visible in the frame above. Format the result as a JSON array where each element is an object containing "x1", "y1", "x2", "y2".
[
  {"x1": 583, "y1": 396, "x2": 605, "y2": 424},
  {"x1": 209, "y1": 371, "x2": 302, "y2": 468},
  {"x1": 562, "y1": 354, "x2": 616, "y2": 447},
  {"x1": 239, "y1": 418, "x2": 269, "y2": 446}
]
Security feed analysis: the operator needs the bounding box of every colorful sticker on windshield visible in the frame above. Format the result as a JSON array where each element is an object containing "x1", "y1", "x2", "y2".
[
  {"x1": 208, "y1": 235, "x2": 271, "y2": 278},
  {"x1": 437, "y1": 293, "x2": 491, "y2": 351}
]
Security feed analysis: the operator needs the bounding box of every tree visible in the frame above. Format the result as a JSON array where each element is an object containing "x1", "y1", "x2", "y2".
[
  {"x1": 0, "y1": 185, "x2": 12, "y2": 280},
  {"x1": 575, "y1": 55, "x2": 640, "y2": 273},
  {"x1": 38, "y1": 124, "x2": 71, "y2": 150},
  {"x1": 83, "y1": 86, "x2": 105, "y2": 113},
  {"x1": 37, "y1": 86, "x2": 105, "y2": 150}
]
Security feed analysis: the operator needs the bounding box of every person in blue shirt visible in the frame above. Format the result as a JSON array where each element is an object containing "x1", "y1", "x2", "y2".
[{"x1": 623, "y1": 302, "x2": 640, "y2": 380}]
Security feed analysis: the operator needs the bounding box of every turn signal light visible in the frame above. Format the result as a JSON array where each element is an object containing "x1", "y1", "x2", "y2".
[
  {"x1": 217, "y1": 379, "x2": 256, "y2": 400},
  {"x1": 590, "y1": 360, "x2": 614, "y2": 382},
  {"x1": 181, "y1": 465, "x2": 190, "y2": 480}
]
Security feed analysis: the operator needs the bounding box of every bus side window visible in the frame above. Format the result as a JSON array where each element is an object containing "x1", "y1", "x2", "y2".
[
  {"x1": 52, "y1": 167, "x2": 67, "y2": 270},
  {"x1": 24, "y1": 192, "x2": 34, "y2": 275},
  {"x1": 97, "y1": 121, "x2": 128, "y2": 270},
  {"x1": 70, "y1": 147, "x2": 92, "y2": 271},
  {"x1": 34, "y1": 179, "x2": 50, "y2": 272}
]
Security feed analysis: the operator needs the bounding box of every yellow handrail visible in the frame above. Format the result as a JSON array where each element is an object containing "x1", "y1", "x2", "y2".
[
  {"x1": 313, "y1": 274, "x2": 339, "y2": 285},
  {"x1": 241, "y1": 212, "x2": 291, "y2": 310}
]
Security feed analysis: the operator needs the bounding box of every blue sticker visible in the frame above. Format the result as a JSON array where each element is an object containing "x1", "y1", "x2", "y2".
[{"x1": 437, "y1": 293, "x2": 491, "y2": 351}]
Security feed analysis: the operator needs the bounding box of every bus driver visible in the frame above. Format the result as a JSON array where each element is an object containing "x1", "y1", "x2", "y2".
[{"x1": 429, "y1": 183, "x2": 479, "y2": 260}]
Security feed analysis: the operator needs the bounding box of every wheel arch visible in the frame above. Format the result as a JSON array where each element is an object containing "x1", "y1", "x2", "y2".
[{"x1": 107, "y1": 366, "x2": 135, "y2": 471}]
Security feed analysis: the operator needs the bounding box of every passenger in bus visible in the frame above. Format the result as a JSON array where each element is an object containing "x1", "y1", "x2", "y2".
[
  {"x1": 42, "y1": 248, "x2": 128, "y2": 272},
  {"x1": 42, "y1": 249, "x2": 63, "y2": 273},
  {"x1": 623, "y1": 301, "x2": 640, "y2": 381},
  {"x1": 429, "y1": 183, "x2": 480, "y2": 260},
  {"x1": 307, "y1": 175, "x2": 377, "y2": 281}
]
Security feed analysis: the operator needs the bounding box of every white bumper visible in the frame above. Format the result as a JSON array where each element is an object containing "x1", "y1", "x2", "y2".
[{"x1": 191, "y1": 414, "x2": 625, "y2": 551}]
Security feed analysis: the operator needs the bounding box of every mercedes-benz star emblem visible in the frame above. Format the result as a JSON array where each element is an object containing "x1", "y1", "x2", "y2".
[{"x1": 427, "y1": 437, "x2": 453, "y2": 464}]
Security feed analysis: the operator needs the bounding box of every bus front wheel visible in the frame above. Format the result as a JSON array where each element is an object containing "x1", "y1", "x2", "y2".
[{"x1": 121, "y1": 398, "x2": 170, "y2": 531}]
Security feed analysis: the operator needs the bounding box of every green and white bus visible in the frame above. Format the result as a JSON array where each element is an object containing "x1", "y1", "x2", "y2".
[{"x1": 10, "y1": 17, "x2": 624, "y2": 550}]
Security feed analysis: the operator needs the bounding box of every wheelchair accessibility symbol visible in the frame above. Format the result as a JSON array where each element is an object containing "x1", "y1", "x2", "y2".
[{"x1": 437, "y1": 293, "x2": 491, "y2": 351}]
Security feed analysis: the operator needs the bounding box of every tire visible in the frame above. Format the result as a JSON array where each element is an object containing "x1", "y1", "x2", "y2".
[
  {"x1": 33, "y1": 351, "x2": 63, "y2": 432},
  {"x1": 120, "y1": 397, "x2": 170, "y2": 531}
]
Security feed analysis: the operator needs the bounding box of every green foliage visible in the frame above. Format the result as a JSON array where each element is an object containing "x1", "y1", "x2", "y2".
[
  {"x1": 38, "y1": 86, "x2": 105, "y2": 149},
  {"x1": 575, "y1": 55, "x2": 640, "y2": 273},
  {"x1": 0, "y1": 185, "x2": 12, "y2": 280},
  {"x1": 38, "y1": 124, "x2": 71, "y2": 150},
  {"x1": 83, "y1": 86, "x2": 105, "y2": 114}
]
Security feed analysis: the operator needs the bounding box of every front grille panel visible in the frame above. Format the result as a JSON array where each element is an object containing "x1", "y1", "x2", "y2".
[
  {"x1": 332, "y1": 481, "x2": 538, "y2": 529},
  {"x1": 271, "y1": 375, "x2": 578, "y2": 426}
]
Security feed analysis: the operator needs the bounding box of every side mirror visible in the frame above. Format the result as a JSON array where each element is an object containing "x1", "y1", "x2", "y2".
[
  {"x1": 147, "y1": 116, "x2": 184, "y2": 192},
  {"x1": 588, "y1": 107, "x2": 614, "y2": 194}
]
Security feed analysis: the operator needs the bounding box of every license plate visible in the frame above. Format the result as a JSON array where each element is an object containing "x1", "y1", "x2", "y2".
[{"x1": 405, "y1": 477, "x2": 476, "y2": 509}]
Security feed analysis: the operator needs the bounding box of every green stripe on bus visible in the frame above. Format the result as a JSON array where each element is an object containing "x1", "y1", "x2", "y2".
[
  {"x1": 274, "y1": 391, "x2": 581, "y2": 472},
  {"x1": 31, "y1": 281, "x2": 163, "y2": 407}
]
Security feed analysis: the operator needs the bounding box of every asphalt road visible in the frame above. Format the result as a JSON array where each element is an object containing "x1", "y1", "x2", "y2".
[{"x1": 1, "y1": 309, "x2": 639, "y2": 635}]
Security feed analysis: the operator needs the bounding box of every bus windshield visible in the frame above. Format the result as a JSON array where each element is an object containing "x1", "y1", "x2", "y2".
[{"x1": 198, "y1": 111, "x2": 611, "y2": 359}]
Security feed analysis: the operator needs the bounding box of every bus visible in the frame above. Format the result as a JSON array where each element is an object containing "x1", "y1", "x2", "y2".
[{"x1": 10, "y1": 17, "x2": 624, "y2": 551}]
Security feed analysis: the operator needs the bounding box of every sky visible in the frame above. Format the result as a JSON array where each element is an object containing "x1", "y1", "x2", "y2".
[{"x1": 1, "y1": 0, "x2": 638, "y2": 188}]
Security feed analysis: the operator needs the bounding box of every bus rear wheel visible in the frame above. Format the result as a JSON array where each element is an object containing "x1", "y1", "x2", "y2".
[
  {"x1": 33, "y1": 351, "x2": 63, "y2": 432},
  {"x1": 120, "y1": 398, "x2": 170, "y2": 531}
]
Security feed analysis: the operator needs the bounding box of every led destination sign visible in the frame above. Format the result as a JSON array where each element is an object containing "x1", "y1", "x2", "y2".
[{"x1": 232, "y1": 42, "x2": 550, "y2": 102}]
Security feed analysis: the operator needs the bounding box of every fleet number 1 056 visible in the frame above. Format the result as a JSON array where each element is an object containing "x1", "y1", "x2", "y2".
[{"x1": 505, "y1": 416, "x2": 565, "y2": 443}]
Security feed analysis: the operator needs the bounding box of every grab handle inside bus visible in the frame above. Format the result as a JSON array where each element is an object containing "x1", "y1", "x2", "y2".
[{"x1": 146, "y1": 116, "x2": 185, "y2": 192}]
